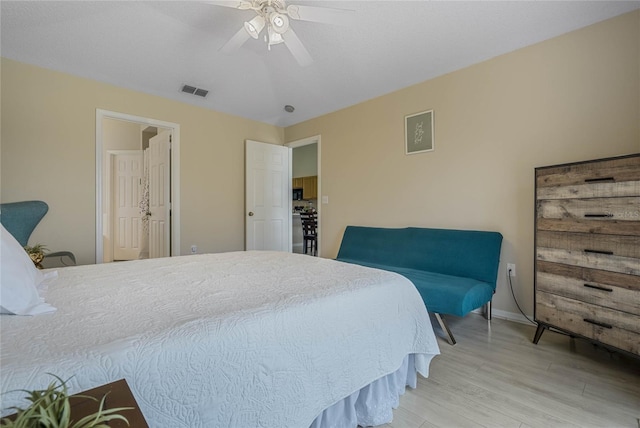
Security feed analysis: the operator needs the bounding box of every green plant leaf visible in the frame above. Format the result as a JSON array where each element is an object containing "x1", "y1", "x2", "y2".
[
  {"x1": 1, "y1": 374, "x2": 130, "y2": 428},
  {"x1": 70, "y1": 393, "x2": 131, "y2": 428}
]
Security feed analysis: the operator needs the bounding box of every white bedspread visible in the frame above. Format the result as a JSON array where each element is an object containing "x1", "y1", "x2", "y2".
[{"x1": 1, "y1": 251, "x2": 439, "y2": 427}]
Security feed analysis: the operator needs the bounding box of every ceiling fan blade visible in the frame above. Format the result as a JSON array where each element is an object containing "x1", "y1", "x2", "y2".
[
  {"x1": 220, "y1": 26, "x2": 251, "y2": 54},
  {"x1": 205, "y1": 1, "x2": 256, "y2": 10},
  {"x1": 286, "y1": 4, "x2": 354, "y2": 25},
  {"x1": 282, "y1": 27, "x2": 313, "y2": 67}
]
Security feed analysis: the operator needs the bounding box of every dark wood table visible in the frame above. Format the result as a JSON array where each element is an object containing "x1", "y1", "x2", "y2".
[{"x1": 5, "y1": 379, "x2": 148, "y2": 427}]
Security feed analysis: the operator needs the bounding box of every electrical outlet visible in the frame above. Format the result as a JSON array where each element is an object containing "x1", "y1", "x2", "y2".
[
  {"x1": 191, "y1": 245, "x2": 197, "y2": 254},
  {"x1": 507, "y1": 263, "x2": 516, "y2": 277}
]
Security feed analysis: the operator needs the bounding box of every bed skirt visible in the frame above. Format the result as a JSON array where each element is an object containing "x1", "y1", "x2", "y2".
[{"x1": 310, "y1": 354, "x2": 418, "y2": 428}]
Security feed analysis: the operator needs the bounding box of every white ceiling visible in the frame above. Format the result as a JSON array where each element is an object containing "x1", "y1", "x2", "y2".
[{"x1": 2, "y1": 1, "x2": 638, "y2": 127}]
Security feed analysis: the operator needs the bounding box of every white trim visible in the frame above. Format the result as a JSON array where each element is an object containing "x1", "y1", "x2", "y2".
[
  {"x1": 96, "y1": 109, "x2": 181, "y2": 264},
  {"x1": 287, "y1": 146, "x2": 293, "y2": 252},
  {"x1": 285, "y1": 135, "x2": 321, "y2": 256},
  {"x1": 286, "y1": 135, "x2": 318, "y2": 149}
]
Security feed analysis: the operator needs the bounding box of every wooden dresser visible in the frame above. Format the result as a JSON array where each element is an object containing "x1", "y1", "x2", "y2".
[{"x1": 533, "y1": 153, "x2": 640, "y2": 356}]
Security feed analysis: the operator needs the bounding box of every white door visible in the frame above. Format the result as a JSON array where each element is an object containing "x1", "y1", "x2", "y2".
[
  {"x1": 149, "y1": 131, "x2": 171, "y2": 258},
  {"x1": 245, "y1": 140, "x2": 291, "y2": 251},
  {"x1": 113, "y1": 152, "x2": 143, "y2": 260}
]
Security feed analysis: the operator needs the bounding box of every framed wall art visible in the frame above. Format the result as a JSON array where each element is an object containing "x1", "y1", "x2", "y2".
[{"x1": 405, "y1": 110, "x2": 434, "y2": 155}]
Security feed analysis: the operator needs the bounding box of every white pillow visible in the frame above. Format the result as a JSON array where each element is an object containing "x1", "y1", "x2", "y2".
[{"x1": 0, "y1": 224, "x2": 56, "y2": 315}]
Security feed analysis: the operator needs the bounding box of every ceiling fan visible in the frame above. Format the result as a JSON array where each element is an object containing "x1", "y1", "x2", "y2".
[{"x1": 208, "y1": 0, "x2": 352, "y2": 67}]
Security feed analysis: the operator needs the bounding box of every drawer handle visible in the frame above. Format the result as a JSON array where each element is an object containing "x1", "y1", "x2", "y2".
[
  {"x1": 583, "y1": 318, "x2": 613, "y2": 329},
  {"x1": 584, "y1": 213, "x2": 614, "y2": 218},
  {"x1": 584, "y1": 249, "x2": 614, "y2": 255},
  {"x1": 583, "y1": 283, "x2": 613, "y2": 292},
  {"x1": 584, "y1": 177, "x2": 615, "y2": 183}
]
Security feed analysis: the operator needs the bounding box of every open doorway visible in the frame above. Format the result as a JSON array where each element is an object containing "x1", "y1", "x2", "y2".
[
  {"x1": 95, "y1": 110, "x2": 181, "y2": 264},
  {"x1": 286, "y1": 136, "x2": 321, "y2": 256}
]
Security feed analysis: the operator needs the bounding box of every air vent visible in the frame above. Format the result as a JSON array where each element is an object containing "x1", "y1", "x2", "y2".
[
  {"x1": 181, "y1": 84, "x2": 209, "y2": 98},
  {"x1": 194, "y1": 88, "x2": 209, "y2": 98}
]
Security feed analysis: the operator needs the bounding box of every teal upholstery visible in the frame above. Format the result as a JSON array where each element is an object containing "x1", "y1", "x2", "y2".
[
  {"x1": 0, "y1": 201, "x2": 48, "y2": 246},
  {"x1": 336, "y1": 226, "x2": 503, "y2": 317},
  {"x1": 0, "y1": 200, "x2": 76, "y2": 266}
]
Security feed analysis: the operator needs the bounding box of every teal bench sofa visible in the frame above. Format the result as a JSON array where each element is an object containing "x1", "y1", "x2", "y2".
[{"x1": 336, "y1": 226, "x2": 503, "y2": 344}]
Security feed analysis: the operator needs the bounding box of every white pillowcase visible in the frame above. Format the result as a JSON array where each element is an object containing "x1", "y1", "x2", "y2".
[{"x1": 0, "y1": 224, "x2": 56, "y2": 315}]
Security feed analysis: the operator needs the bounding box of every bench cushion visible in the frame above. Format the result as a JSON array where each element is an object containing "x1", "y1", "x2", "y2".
[
  {"x1": 336, "y1": 226, "x2": 503, "y2": 318},
  {"x1": 337, "y1": 259, "x2": 494, "y2": 317},
  {"x1": 336, "y1": 226, "x2": 502, "y2": 286}
]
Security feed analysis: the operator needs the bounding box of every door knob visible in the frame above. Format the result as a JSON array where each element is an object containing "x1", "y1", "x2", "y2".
[{"x1": 248, "y1": 212, "x2": 254, "y2": 216}]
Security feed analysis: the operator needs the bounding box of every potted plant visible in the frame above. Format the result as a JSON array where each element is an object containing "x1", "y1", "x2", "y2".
[
  {"x1": 23, "y1": 244, "x2": 47, "y2": 269},
  {"x1": 1, "y1": 375, "x2": 130, "y2": 428}
]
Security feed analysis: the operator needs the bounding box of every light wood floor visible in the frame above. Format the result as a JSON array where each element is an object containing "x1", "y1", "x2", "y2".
[{"x1": 380, "y1": 314, "x2": 640, "y2": 428}]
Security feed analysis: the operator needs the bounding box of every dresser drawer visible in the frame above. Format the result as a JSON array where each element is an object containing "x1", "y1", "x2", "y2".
[
  {"x1": 536, "y1": 231, "x2": 640, "y2": 259},
  {"x1": 537, "y1": 197, "x2": 639, "y2": 221},
  {"x1": 536, "y1": 292, "x2": 640, "y2": 355},
  {"x1": 536, "y1": 181, "x2": 640, "y2": 200},
  {"x1": 537, "y1": 247, "x2": 640, "y2": 276},
  {"x1": 536, "y1": 271, "x2": 640, "y2": 316},
  {"x1": 536, "y1": 217, "x2": 640, "y2": 236},
  {"x1": 536, "y1": 155, "x2": 640, "y2": 188},
  {"x1": 537, "y1": 260, "x2": 640, "y2": 291}
]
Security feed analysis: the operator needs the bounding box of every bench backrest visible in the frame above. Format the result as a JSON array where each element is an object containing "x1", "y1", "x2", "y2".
[{"x1": 336, "y1": 226, "x2": 503, "y2": 286}]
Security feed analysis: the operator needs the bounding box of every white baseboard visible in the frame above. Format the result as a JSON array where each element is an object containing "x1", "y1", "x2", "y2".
[{"x1": 471, "y1": 307, "x2": 535, "y2": 325}]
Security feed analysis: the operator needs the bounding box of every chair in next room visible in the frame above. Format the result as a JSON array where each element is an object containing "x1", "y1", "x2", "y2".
[{"x1": 299, "y1": 211, "x2": 318, "y2": 256}]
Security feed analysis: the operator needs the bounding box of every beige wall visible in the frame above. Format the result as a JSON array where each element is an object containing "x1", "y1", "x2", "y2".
[
  {"x1": 2, "y1": 12, "x2": 639, "y2": 317},
  {"x1": 285, "y1": 11, "x2": 640, "y2": 316},
  {"x1": 103, "y1": 118, "x2": 142, "y2": 152},
  {"x1": 1, "y1": 58, "x2": 284, "y2": 264}
]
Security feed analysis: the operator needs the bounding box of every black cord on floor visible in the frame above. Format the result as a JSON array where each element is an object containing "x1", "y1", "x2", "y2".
[
  {"x1": 507, "y1": 270, "x2": 574, "y2": 339},
  {"x1": 508, "y1": 269, "x2": 537, "y2": 325}
]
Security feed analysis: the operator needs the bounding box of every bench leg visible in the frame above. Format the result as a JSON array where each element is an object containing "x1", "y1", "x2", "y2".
[
  {"x1": 434, "y1": 313, "x2": 456, "y2": 345},
  {"x1": 484, "y1": 300, "x2": 492, "y2": 320}
]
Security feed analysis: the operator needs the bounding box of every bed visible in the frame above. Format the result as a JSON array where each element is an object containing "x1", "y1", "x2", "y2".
[{"x1": 0, "y1": 248, "x2": 440, "y2": 427}]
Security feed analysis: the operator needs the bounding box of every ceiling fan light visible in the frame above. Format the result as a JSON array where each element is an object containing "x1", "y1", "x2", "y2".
[
  {"x1": 244, "y1": 15, "x2": 265, "y2": 39},
  {"x1": 267, "y1": 26, "x2": 285, "y2": 45},
  {"x1": 269, "y1": 13, "x2": 289, "y2": 34}
]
